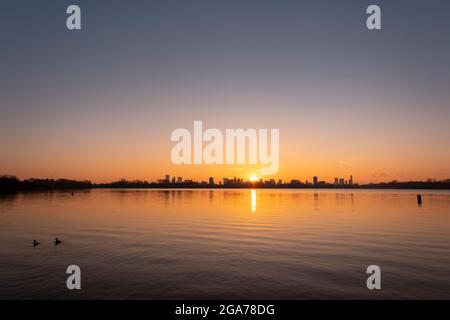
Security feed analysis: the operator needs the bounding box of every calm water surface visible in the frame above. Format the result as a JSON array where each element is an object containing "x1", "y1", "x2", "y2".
[{"x1": 0, "y1": 189, "x2": 449, "y2": 299}]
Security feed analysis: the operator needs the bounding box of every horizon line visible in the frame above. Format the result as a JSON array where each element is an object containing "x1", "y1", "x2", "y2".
[{"x1": 2, "y1": 174, "x2": 450, "y2": 187}]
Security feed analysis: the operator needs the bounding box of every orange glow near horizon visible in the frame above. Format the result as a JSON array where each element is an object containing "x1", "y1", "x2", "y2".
[
  {"x1": 1, "y1": 113, "x2": 450, "y2": 184},
  {"x1": 3, "y1": 160, "x2": 450, "y2": 185}
]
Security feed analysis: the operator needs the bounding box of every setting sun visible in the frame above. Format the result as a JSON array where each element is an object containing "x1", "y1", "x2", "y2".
[{"x1": 249, "y1": 175, "x2": 258, "y2": 182}]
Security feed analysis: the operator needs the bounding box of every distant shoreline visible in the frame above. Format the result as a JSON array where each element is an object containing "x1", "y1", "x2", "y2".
[
  {"x1": 6, "y1": 186, "x2": 449, "y2": 190},
  {"x1": 1, "y1": 175, "x2": 450, "y2": 192}
]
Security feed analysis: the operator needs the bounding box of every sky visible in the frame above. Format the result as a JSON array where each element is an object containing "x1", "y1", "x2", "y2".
[{"x1": 0, "y1": 0, "x2": 449, "y2": 183}]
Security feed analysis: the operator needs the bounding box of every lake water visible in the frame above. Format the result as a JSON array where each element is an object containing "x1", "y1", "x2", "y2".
[{"x1": 0, "y1": 189, "x2": 449, "y2": 299}]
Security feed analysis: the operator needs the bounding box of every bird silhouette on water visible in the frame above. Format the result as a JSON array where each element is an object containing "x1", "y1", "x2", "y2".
[
  {"x1": 54, "y1": 237, "x2": 62, "y2": 246},
  {"x1": 33, "y1": 240, "x2": 40, "y2": 247}
]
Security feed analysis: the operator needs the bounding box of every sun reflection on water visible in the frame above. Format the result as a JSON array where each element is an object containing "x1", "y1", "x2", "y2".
[{"x1": 251, "y1": 189, "x2": 256, "y2": 212}]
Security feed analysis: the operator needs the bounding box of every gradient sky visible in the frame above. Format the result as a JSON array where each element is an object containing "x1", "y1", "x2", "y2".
[{"x1": 1, "y1": 0, "x2": 449, "y2": 183}]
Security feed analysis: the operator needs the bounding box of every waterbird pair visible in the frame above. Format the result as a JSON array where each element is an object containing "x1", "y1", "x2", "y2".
[{"x1": 33, "y1": 238, "x2": 62, "y2": 247}]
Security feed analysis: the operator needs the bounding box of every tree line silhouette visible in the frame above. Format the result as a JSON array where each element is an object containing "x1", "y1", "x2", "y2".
[{"x1": 1, "y1": 175, "x2": 450, "y2": 192}]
